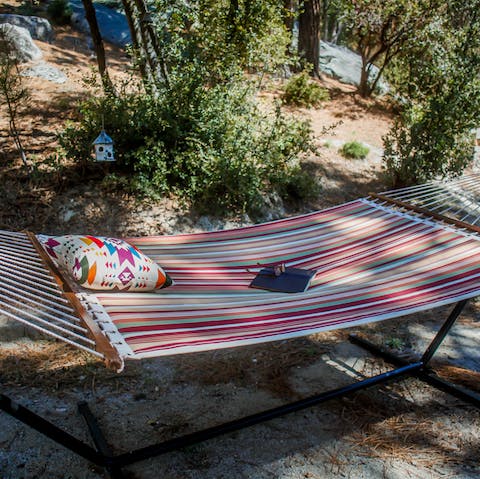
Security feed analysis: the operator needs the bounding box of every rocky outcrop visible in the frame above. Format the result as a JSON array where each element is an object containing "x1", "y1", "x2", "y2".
[
  {"x1": 0, "y1": 14, "x2": 54, "y2": 43},
  {"x1": 0, "y1": 23, "x2": 43, "y2": 63},
  {"x1": 319, "y1": 41, "x2": 389, "y2": 94}
]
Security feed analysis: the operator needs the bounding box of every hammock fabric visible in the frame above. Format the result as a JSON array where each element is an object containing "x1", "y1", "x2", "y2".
[
  {"x1": 101, "y1": 198, "x2": 480, "y2": 361},
  {"x1": 3, "y1": 190, "x2": 480, "y2": 371}
]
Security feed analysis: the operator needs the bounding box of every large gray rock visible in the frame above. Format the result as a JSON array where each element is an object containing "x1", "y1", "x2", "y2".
[
  {"x1": 0, "y1": 14, "x2": 54, "y2": 42},
  {"x1": 319, "y1": 41, "x2": 389, "y2": 94},
  {"x1": 21, "y1": 61, "x2": 67, "y2": 83},
  {"x1": 69, "y1": 0, "x2": 131, "y2": 47},
  {"x1": 0, "y1": 24, "x2": 43, "y2": 63}
]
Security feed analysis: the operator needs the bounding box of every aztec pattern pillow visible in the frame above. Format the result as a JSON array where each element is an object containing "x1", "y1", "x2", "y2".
[{"x1": 39, "y1": 235, "x2": 172, "y2": 291}]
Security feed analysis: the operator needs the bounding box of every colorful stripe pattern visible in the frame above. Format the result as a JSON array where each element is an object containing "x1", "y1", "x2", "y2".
[{"x1": 92, "y1": 199, "x2": 480, "y2": 359}]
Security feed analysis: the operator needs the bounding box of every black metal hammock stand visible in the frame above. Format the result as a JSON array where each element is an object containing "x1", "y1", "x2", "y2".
[{"x1": 1, "y1": 174, "x2": 480, "y2": 478}]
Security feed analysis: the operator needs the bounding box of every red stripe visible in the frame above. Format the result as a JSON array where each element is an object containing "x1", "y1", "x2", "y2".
[{"x1": 114, "y1": 268, "x2": 480, "y2": 334}]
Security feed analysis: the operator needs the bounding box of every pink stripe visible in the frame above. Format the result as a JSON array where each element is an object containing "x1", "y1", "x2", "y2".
[{"x1": 91, "y1": 199, "x2": 480, "y2": 357}]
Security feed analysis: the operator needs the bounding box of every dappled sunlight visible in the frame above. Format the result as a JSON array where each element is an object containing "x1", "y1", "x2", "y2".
[{"x1": 1, "y1": 1, "x2": 479, "y2": 476}]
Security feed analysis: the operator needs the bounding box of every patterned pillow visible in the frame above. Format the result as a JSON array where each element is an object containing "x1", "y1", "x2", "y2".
[{"x1": 39, "y1": 235, "x2": 172, "y2": 291}]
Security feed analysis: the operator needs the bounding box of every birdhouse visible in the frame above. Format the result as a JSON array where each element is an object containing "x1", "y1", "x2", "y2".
[{"x1": 93, "y1": 130, "x2": 115, "y2": 162}]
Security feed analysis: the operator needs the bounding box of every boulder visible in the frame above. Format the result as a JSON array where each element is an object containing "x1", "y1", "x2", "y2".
[
  {"x1": 0, "y1": 24, "x2": 43, "y2": 63},
  {"x1": 319, "y1": 41, "x2": 389, "y2": 94},
  {"x1": 0, "y1": 14, "x2": 54, "y2": 43},
  {"x1": 69, "y1": 0, "x2": 131, "y2": 47},
  {"x1": 21, "y1": 61, "x2": 67, "y2": 84}
]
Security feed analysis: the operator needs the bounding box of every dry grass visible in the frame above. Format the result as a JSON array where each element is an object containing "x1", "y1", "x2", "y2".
[
  {"x1": 336, "y1": 377, "x2": 479, "y2": 470},
  {"x1": 434, "y1": 364, "x2": 480, "y2": 393},
  {"x1": 174, "y1": 335, "x2": 336, "y2": 399},
  {"x1": 349, "y1": 416, "x2": 451, "y2": 465},
  {"x1": 0, "y1": 340, "x2": 142, "y2": 391}
]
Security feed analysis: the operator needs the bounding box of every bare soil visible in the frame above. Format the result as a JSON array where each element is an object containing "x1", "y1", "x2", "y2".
[{"x1": 0, "y1": 9, "x2": 479, "y2": 479}]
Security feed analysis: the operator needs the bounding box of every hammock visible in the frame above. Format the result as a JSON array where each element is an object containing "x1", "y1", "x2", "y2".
[
  {"x1": 1, "y1": 174, "x2": 480, "y2": 477},
  {"x1": 3, "y1": 175, "x2": 480, "y2": 370}
]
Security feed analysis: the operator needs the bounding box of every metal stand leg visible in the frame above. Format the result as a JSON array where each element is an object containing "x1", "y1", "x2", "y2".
[
  {"x1": 0, "y1": 361, "x2": 423, "y2": 472},
  {"x1": 1, "y1": 299, "x2": 478, "y2": 476},
  {"x1": 421, "y1": 300, "x2": 468, "y2": 366},
  {"x1": 111, "y1": 361, "x2": 422, "y2": 468},
  {"x1": 78, "y1": 402, "x2": 125, "y2": 479},
  {"x1": 350, "y1": 299, "x2": 480, "y2": 408},
  {"x1": 0, "y1": 394, "x2": 103, "y2": 466}
]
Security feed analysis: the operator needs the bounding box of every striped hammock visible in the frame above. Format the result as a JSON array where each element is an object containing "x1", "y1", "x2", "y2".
[{"x1": 2, "y1": 175, "x2": 480, "y2": 371}]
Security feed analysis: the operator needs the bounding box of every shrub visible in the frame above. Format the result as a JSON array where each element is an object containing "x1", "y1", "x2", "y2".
[
  {"x1": 59, "y1": 0, "x2": 319, "y2": 216},
  {"x1": 17, "y1": 1, "x2": 40, "y2": 16},
  {"x1": 382, "y1": 1, "x2": 480, "y2": 186},
  {"x1": 383, "y1": 113, "x2": 474, "y2": 187},
  {"x1": 340, "y1": 141, "x2": 370, "y2": 159},
  {"x1": 60, "y1": 79, "x2": 316, "y2": 215},
  {"x1": 195, "y1": 0, "x2": 291, "y2": 75},
  {"x1": 0, "y1": 27, "x2": 30, "y2": 169},
  {"x1": 282, "y1": 72, "x2": 330, "y2": 108}
]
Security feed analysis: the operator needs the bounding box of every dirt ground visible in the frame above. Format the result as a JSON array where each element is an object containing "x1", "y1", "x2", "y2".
[{"x1": 1, "y1": 8, "x2": 479, "y2": 479}]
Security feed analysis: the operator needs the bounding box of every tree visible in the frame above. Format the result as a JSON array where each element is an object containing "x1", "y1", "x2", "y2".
[
  {"x1": 283, "y1": 0, "x2": 295, "y2": 35},
  {"x1": 121, "y1": 0, "x2": 168, "y2": 93},
  {"x1": 383, "y1": 0, "x2": 480, "y2": 186},
  {"x1": 0, "y1": 27, "x2": 30, "y2": 169},
  {"x1": 297, "y1": 0, "x2": 322, "y2": 75},
  {"x1": 321, "y1": 0, "x2": 344, "y2": 43},
  {"x1": 60, "y1": 0, "x2": 315, "y2": 215},
  {"x1": 340, "y1": 0, "x2": 438, "y2": 97},
  {"x1": 81, "y1": 0, "x2": 115, "y2": 94},
  {"x1": 120, "y1": 0, "x2": 289, "y2": 90}
]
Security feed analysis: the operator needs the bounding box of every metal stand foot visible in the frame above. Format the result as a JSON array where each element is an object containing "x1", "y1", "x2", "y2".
[{"x1": 78, "y1": 402, "x2": 126, "y2": 479}]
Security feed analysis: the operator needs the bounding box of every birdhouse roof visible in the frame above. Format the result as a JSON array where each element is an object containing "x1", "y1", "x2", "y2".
[{"x1": 93, "y1": 130, "x2": 113, "y2": 145}]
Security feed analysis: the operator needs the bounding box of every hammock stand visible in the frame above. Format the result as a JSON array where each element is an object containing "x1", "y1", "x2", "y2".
[{"x1": 2, "y1": 175, "x2": 480, "y2": 478}]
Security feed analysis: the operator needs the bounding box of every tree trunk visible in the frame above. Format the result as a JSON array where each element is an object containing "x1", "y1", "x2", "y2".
[
  {"x1": 298, "y1": 0, "x2": 321, "y2": 76},
  {"x1": 358, "y1": 59, "x2": 371, "y2": 97},
  {"x1": 321, "y1": 0, "x2": 342, "y2": 43},
  {"x1": 121, "y1": 0, "x2": 148, "y2": 80},
  {"x1": 121, "y1": 0, "x2": 166, "y2": 93},
  {"x1": 81, "y1": 0, "x2": 114, "y2": 94},
  {"x1": 283, "y1": 0, "x2": 295, "y2": 34}
]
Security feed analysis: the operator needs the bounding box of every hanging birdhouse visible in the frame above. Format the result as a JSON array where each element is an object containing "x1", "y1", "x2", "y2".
[{"x1": 93, "y1": 130, "x2": 115, "y2": 162}]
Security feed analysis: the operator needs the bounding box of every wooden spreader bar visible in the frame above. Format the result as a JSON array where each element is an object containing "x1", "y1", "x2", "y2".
[
  {"x1": 26, "y1": 232, "x2": 123, "y2": 371},
  {"x1": 370, "y1": 193, "x2": 480, "y2": 235}
]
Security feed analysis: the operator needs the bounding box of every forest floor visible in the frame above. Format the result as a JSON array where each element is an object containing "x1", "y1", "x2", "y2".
[{"x1": 0, "y1": 9, "x2": 480, "y2": 479}]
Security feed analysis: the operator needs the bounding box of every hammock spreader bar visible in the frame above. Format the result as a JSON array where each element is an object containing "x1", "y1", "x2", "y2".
[
  {"x1": 379, "y1": 173, "x2": 480, "y2": 224},
  {"x1": 369, "y1": 192, "x2": 480, "y2": 235},
  {"x1": 26, "y1": 232, "x2": 124, "y2": 371}
]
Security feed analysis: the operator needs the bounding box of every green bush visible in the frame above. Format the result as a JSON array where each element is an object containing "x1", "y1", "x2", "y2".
[
  {"x1": 282, "y1": 72, "x2": 329, "y2": 108},
  {"x1": 60, "y1": 80, "x2": 317, "y2": 215},
  {"x1": 94, "y1": 0, "x2": 122, "y2": 8},
  {"x1": 59, "y1": 0, "x2": 319, "y2": 216},
  {"x1": 18, "y1": 1, "x2": 40, "y2": 16},
  {"x1": 47, "y1": 0, "x2": 72, "y2": 26},
  {"x1": 381, "y1": 1, "x2": 480, "y2": 187},
  {"x1": 196, "y1": 0, "x2": 291, "y2": 75},
  {"x1": 340, "y1": 141, "x2": 370, "y2": 159}
]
